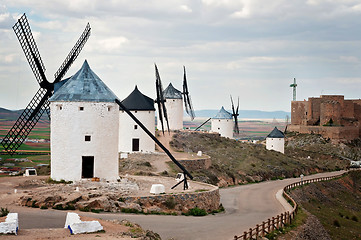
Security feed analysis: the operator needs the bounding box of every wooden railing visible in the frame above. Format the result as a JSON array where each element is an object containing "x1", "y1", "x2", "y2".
[{"x1": 233, "y1": 172, "x2": 345, "y2": 240}]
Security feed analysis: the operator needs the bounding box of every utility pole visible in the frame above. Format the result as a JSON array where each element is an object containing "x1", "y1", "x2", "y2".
[{"x1": 290, "y1": 78, "x2": 297, "y2": 101}]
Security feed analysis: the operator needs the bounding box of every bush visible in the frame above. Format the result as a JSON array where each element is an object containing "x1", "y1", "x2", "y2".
[
  {"x1": 351, "y1": 215, "x2": 358, "y2": 222},
  {"x1": 164, "y1": 197, "x2": 176, "y2": 209},
  {"x1": 333, "y1": 219, "x2": 341, "y2": 227},
  {"x1": 0, "y1": 207, "x2": 9, "y2": 217},
  {"x1": 121, "y1": 208, "x2": 141, "y2": 214},
  {"x1": 91, "y1": 209, "x2": 103, "y2": 213},
  {"x1": 184, "y1": 207, "x2": 207, "y2": 216},
  {"x1": 40, "y1": 205, "x2": 48, "y2": 209}
]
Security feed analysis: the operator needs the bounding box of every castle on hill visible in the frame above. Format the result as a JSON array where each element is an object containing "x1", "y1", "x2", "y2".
[{"x1": 288, "y1": 95, "x2": 361, "y2": 141}]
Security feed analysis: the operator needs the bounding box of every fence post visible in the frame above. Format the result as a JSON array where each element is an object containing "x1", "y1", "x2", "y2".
[
  {"x1": 261, "y1": 221, "x2": 265, "y2": 237},
  {"x1": 256, "y1": 224, "x2": 259, "y2": 238},
  {"x1": 243, "y1": 231, "x2": 247, "y2": 240},
  {"x1": 280, "y1": 213, "x2": 284, "y2": 227},
  {"x1": 234, "y1": 236, "x2": 238, "y2": 240},
  {"x1": 286, "y1": 211, "x2": 290, "y2": 224},
  {"x1": 276, "y1": 215, "x2": 280, "y2": 228},
  {"x1": 272, "y1": 217, "x2": 275, "y2": 231},
  {"x1": 268, "y1": 218, "x2": 271, "y2": 233},
  {"x1": 249, "y1": 228, "x2": 252, "y2": 239}
]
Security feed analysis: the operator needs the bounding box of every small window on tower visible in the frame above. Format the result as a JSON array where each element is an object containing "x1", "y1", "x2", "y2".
[
  {"x1": 173, "y1": 100, "x2": 175, "y2": 102},
  {"x1": 218, "y1": 127, "x2": 220, "y2": 130},
  {"x1": 107, "y1": 106, "x2": 111, "y2": 111},
  {"x1": 135, "y1": 111, "x2": 138, "y2": 113},
  {"x1": 218, "y1": 120, "x2": 220, "y2": 122},
  {"x1": 79, "y1": 107, "x2": 84, "y2": 111},
  {"x1": 57, "y1": 105, "x2": 63, "y2": 110},
  {"x1": 134, "y1": 125, "x2": 138, "y2": 130},
  {"x1": 85, "y1": 135, "x2": 91, "y2": 141}
]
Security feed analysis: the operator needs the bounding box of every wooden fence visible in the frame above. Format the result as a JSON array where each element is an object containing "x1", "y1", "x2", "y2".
[{"x1": 233, "y1": 172, "x2": 345, "y2": 240}]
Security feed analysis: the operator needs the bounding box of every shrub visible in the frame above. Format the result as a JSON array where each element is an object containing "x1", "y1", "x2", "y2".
[
  {"x1": 164, "y1": 197, "x2": 176, "y2": 209},
  {"x1": 333, "y1": 219, "x2": 341, "y2": 227},
  {"x1": 121, "y1": 208, "x2": 141, "y2": 214},
  {"x1": 184, "y1": 207, "x2": 207, "y2": 216},
  {"x1": 79, "y1": 207, "x2": 90, "y2": 212},
  {"x1": 351, "y1": 215, "x2": 358, "y2": 222},
  {"x1": 0, "y1": 207, "x2": 9, "y2": 217},
  {"x1": 91, "y1": 209, "x2": 103, "y2": 213},
  {"x1": 40, "y1": 205, "x2": 48, "y2": 209}
]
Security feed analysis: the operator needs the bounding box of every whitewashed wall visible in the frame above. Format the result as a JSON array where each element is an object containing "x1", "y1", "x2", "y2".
[
  {"x1": 157, "y1": 99, "x2": 183, "y2": 131},
  {"x1": 119, "y1": 110, "x2": 155, "y2": 153},
  {"x1": 266, "y1": 138, "x2": 285, "y2": 154},
  {"x1": 210, "y1": 119, "x2": 234, "y2": 139},
  {"x1": 50, "y1": 101, "x2": 119, "y2": 181}
]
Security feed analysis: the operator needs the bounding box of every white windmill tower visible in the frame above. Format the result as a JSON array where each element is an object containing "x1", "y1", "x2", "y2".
[
  {"x1": 155, "y1": 65, "x2": 195, "y2": 132},
  {"x1": 119, "y1": 86, "x2": 156, "y2": 153},
  {"x1": 210, "y1": 106, "x2": 234, "y2": 138},
  {"x1": 266, "y1": 127, "x2": 285, "y2": 154},
  {"x1": 49, "y1": 60, "x2": 120, "y2": 182}
]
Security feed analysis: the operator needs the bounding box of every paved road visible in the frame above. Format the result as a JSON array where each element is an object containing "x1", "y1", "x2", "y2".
[{"x1": 16, "y1": 170, "x2": 345, "y2": 240}]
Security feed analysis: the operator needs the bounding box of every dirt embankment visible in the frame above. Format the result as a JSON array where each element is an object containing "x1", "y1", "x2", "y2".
[
  {"x1": 288, "y1": 171, "x2": 361, "y2": 240},
  {"x1": 169, "y1": 131, "x2": 349, "y2": 187}
]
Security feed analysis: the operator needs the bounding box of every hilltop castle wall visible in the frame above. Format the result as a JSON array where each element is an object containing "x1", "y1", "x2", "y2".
[{"x1": 290, "y1": 95, "x2": 361, "y2": 140}]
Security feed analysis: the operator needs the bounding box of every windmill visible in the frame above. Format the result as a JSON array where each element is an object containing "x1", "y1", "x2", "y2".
[
  {"x1": 1, "y1": 13, "x2": 91, "y2": 155},
  {"x1": 154, "y1": 64, "x2": 170, "y2": 134},
  {"x1": 182, "y1": 66, "x2": 195, "y2": 120},
  {"x1": 230, "y1": 95, "x2": 240, "y2": 134},
  {"x1": 290, "y1": 78, "x2": 297, "y2": 101}
]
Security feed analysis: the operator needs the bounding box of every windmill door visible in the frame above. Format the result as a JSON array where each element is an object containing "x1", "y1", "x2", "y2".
[
  {"x1": 132, "y1": 138, "x2": 140, "y2": 152},
  {"x1": 82, "y1": 156, "x2": 94, "y2": 178}
]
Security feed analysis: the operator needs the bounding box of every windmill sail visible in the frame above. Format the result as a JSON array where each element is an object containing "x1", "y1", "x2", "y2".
[
  {"x1": 182, "y1": 66, "x2": 195, "y2": 120},
  {"x1": 231, "y1": 95, "x2": 240, "y2": 134},
  {"x1": 1, "y1": 13, "x2": 91, "y2": 155},
  {"x1": 154, "y1": 64, "x2": 170, "y2": 134}
]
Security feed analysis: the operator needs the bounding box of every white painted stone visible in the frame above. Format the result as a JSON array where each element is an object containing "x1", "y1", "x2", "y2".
[
  {"x1": 50, "y1": 101, "x2": 119, "y2": 182},
  {"x1": 210, "y1": 118, "x2": 234, "y2": 139},
  {"x1": 23, "y1": 168, "x2": 37, "y2": 177},
  {"x1": 157, "y1": 98, "x2": 183, "y2": 131},
  {"x1": 266, "y1": 137, "x2": 285, "y2": 154},
  {"x1": 150, "y1": 184, "x2": 165, "y2": 194},
  {"x1": 0, "y1": 213, "x2": 18, "y2": 235},
  {"x1": 64, "y1": 212, "x2": 103, "y2": 235},
  {"x1": 197, "y1": 151, "x2": 202, "y2": 156},
  {"x1": 119, "y1": 110, "x2": 155, "y2": 153},
  {"x1": 120, "y1": 153, "x2": 128, "y2": 159}
]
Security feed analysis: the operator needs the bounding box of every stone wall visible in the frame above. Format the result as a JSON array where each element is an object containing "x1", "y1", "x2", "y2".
[
  {"x1": 288, "y1": 125, "x2": 360, "y2": 141},
  {"x1": 123, "y1": 185, "x2": 220, "y2": 213},
  {"x1": 178, "y1": 157, "x2": 212, "y2": 170}
]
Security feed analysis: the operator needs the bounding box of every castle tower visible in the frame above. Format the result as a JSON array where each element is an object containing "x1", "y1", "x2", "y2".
[
  {"x1": 157, "y1": 83, "x2": 183, "y2": 131},
  {"x1": 119, "y1": 86, "x2": 155, "y2": 153},
  {"x1": 211, "y1": 106, "x2": 234, "y2": 138},
  {"x1": 266, "y1": 127, "x2": 285, "y2": 154},
  {"x1": 49, "y1": 60, "x2": 119, "y2": 181}
]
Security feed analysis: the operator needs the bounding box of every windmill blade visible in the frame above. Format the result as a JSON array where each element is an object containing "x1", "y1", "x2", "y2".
[
  {"x1": 155, "y1": 64, "x2": 170, "y2": 133},
  {"x1": 1, "y1": 88, "x2": 51, "y2": 155},
  {"x1": 182, "y1": 66, "x2": 195, "y2": 120},
  {"x1": 54, "y1": 23, "x2": 91, "y2": 83},
  {"x1": 230, "y1": 95, "x2": 240, "y2": 134},
  {"x1": 194, "y1": 117, "x2": 211, "y2": 131},
  {"x1": 13, "y1": 13, "x2": 48, "y2": 86}
]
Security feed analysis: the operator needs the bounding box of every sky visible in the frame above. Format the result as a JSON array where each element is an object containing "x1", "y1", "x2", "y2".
[{"x1": 1, "y1": 1, "x2": 361, "y2": 112}]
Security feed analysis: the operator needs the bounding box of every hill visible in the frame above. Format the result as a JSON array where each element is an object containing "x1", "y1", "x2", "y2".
[
  {"x1": 288, "y1": 171, "x2": 361, "y2": 239},
  {"x1": 191, "y1": 109, "x2": 290, "y2": 119},
  {"x1": 169, "y1": 132, "x2": 349, "y2": 186}
]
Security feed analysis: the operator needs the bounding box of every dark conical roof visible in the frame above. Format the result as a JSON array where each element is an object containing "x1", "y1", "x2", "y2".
[
  {"x1": 163, "y1": 83, "x2": 182, "y2": 99},
  {"x1": 213, "y1": 106, "x2": 232, "y2": 119},
  {"x1": 267, "y1": 127, "x2": 285, "y2": 138},
  {"x1": 49, "y1": 60, "x2": 118, "y2": 102},
  {"x1": 121, "y1": 86, "x2": 155, "y2": 111}
]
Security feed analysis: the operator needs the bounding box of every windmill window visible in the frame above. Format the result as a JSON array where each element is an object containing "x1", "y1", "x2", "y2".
[
  {"x1": 107, "y1": 106, "x2": 111, "y2": 111},
  {"x1": 85, "y1": 135, "x2": 91, "y2": 141},
  {"x1": 57, "y1": 105, "x2": 62, "y2": 110},
  {"x1": 79, "y1": 107, "x2": 84, "y2": 111},
  {"x1": 218, "y1": 120, "x2": 220, "y2": 122},
  {"x1": 135, "y1": 111, "x2": 137, "y2": 113},
  {"x1": 173, "y1": 100, "x2": 175, "y2": 102},
  {"x1": 218, "y1": 127, "x2": 220, "y2": 130},
  {"x1": 134, "y1": 125, "x2": 138, "y2": 130}
]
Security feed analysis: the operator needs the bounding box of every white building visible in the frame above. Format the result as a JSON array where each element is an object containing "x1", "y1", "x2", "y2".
[
  {"x1": 157, "y1": 83, "x2": 183, "y2": 131},
  {"x1": 49, "y1": 60, "x2": 119, "y2": 182},
  {"x1": 119, "y1": 86, "x2": 155, "y2": 153},
  {"x1": 266, "y1": 127, "x2": 285, "y2": 154},
  {"x1": 211, "y1": 106, "x2": 234, "y2": 139}
]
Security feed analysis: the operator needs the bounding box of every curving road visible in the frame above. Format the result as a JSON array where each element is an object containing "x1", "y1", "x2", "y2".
[{"x1": 15, "y1": 170, "x2": 345, "y2": 240}]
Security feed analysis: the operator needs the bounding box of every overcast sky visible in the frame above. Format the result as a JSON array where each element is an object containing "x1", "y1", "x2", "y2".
[{"x1": 1, "y1": 1, "x2": 361, "y2": 112}]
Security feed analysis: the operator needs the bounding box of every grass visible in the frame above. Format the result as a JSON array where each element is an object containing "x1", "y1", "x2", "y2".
[
  {"x1": 290, "y1": 171, "x2": 361, "y2": 240},
  {"x1": 170, "y1": 132, "x2": 348, "y2": 186}
]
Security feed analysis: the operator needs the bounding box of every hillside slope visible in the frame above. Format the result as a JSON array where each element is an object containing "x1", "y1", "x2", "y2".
[
  {"x1": 170, "y1": 132, "x2": 348, "y2": 186},
  {"x1": 289, "y1": 171, "x2": 361, "y2": 240}
]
